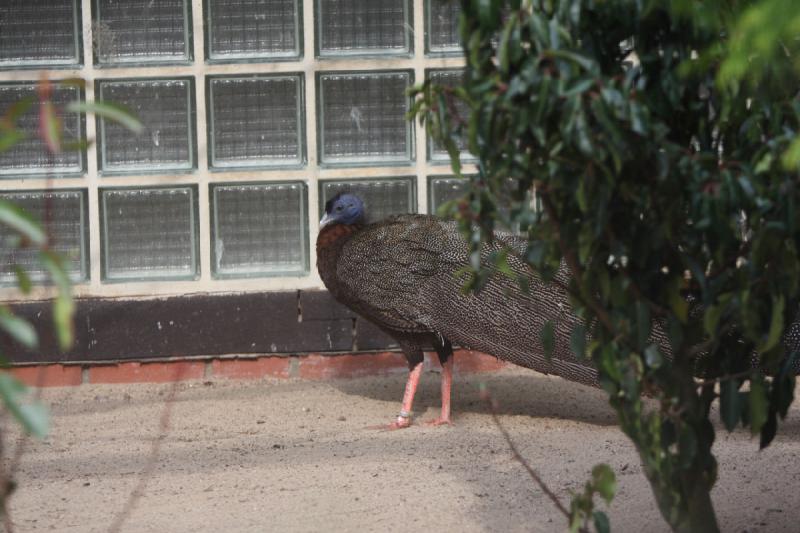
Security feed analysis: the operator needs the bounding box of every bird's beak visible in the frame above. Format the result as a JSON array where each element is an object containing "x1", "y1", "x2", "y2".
[{"x1": 319, "y1": 212, "x2": 333, "y2": 229}]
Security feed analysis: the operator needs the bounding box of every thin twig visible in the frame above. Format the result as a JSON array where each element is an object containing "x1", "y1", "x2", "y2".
[
  {"x1": 481, "y1": 387, "x2": 589, "y2": 533},
  {"x1": 0, "y1": 415, "x2": 14, "y2": 533},
  {"x1": 107, "y1": 376, "x2": 183, "y2": 533}
]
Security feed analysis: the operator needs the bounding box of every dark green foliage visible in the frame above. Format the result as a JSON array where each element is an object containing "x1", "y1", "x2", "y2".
[
  {"x1": 568, "y1": 464, "x2": 616, "y2": 533},
  {"x1": 412, "y1": 1, "x2": 800, "y2": 531}
]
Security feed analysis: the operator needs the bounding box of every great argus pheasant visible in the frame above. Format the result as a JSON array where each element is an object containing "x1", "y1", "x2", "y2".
[{"x1": 316, "y1": 192, "x2": 598, "y2": 429}]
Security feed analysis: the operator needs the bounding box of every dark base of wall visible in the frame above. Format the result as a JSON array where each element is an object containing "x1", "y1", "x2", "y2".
[
  {"x1": 2, "y1": 290, "x2": 398, "y2": 364},
  {"x1": 8, "y1": 350, "x2": 507, "y2": 387}
]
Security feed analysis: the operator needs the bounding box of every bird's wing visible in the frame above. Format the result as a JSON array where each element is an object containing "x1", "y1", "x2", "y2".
[{"x1": 335, "y1": 215, "x2": 464, "y2": 333}]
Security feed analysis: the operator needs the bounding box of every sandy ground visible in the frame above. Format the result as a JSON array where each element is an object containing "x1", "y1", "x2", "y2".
[{"x1": 4, "y1": 365, "x2": 800, "y2": 533}]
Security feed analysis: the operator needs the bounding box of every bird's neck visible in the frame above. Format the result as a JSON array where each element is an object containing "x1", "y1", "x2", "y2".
[
  {"x1": 317, "y1": 222, "x2": 361, "y2": 249},
  {"x1": 316, "y1": 223, "x2": 363, "y2": 286}
]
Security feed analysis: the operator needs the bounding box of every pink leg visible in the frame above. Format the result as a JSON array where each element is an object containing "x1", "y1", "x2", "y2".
[
  {"x1": 425, "y1": 355, "x2": 453, "y2": 426},
  {"x1": 371, "y1": 363, "x2": 423, "y2": 430}
]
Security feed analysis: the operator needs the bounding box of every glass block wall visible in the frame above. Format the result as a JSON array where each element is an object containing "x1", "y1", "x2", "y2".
[{"x1": 0, "y1": 0, "x2": 473, "y2": 298}]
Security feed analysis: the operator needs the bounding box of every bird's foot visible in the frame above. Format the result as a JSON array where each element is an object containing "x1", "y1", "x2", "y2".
[
  {"x1": 423, "y1": 417, "x2": 453, "y2": 427},
  {"x1": 368, "y1": 416, "x2": 412, "y2": 431}
]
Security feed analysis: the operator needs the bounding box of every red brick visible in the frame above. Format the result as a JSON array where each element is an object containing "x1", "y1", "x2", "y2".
[
  {"x1": 8, "y1": 364, "x2": 82, "y2": 387},
  {"x1": 211, "y1": 357, "x2": 290, "y2": 380},
  {"x1": 88, "y1": 361, "x2": 205, "y2": 384},
  {"x1": 453, "y1": 350, "x2": 507, "y2": 373},
  {"x1": 299, "y1": 352, "x2": 408, "y2": 379}
]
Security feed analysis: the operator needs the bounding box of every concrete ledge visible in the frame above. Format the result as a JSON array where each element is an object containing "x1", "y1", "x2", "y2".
[{"x1": 6, "y1": 350, "x2": 507, "y2": 387}]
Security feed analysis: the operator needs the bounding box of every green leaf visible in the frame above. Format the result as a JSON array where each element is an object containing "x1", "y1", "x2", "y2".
[
  {"x1": 52, "y1": 294, "x2": 74, "y2": 351},
  {"x1": 757, "y1": 295, "x2": 784, "y2": 353},
  {"x1": 562, "y1": 78, "x2": 595, "y2": 98},
  {"x1": 703, "y1": 303, "x2": 724, "y2": 336},
  {"x1": 593, "y1": 511, "x2": 611, "y2": 533},
  {"x1": 570, "y1": 323, "x2": 587, "y2": 359},
  {"x1": 476, "y1": 0, "x2": 499, "y2": 29},
  {"x1": 782, "y1": 136, "x2": 800, "y2": 169},
  {"x1": 14, "y1": 265, "x2": 31, "y2": 294},
  {"x1": 494, "y1": 250, "x2": 514, "y2": 278},
  {"x1": 0, "y1": 130, "x2": 25, "y2": 152},
  {"x1": 749, "y1": 376, "x2": 768, "y2": 435},
  {"x1": 57, "y1": 78, "x2": 87, "y2": 89},
  {"x1": 759, "y1": 408, "x2": 778, "y2": 449},
  {"x1": 39, "y1": 251, "x2": 74, "y2": 351},
  {"x1": 541, "y1": 320, "x2": 555, "y2": 360},
  {"x1": 0, "y1": 373, "x2": 48, "y2": 438},
  {"x1": 39, "y1": 250, "x2": 71, "y2": 289},
  {"x1": 576, "y1": 178, "x2": 589, "y2": 213},
  {"x1": 16, "y1": 401, "x2": 49, "y2": 439},
  {"x1": 635, "y1": 302, "x2": 650, "y2": 347},
  {"x1": 0, "y1": 199, "x2": 46, "y2": 246},
  {"x1": 719, "y1": 378, "x2": 742, "y2": 431},
  {"x1": 2, "y1": 95, "x2": 35, "y2": 125},
  {"x1": 774, "y1": 352, "x2": 797, "y2": 418},
  {"x1": 591, "y1": 463, "x2": 616, "y2": 503},
  {"x1": 63, "y1": 139, "x2": 92, "y2": 152},
  {"x1": 0, "y1": 306, "x2": 38, "y2": 349},
  {"x1": 548, "y1": 49, "x2": 599, "y2": 75},
  {"x1": 569, "y1": 513, "x2": 582, "y2": 533},
  {"x1": 67, "y1": 101, "x2": 144, "y2": 134},
  {"x1": 667, "y1": 281, "x2": 688, "y2": 323},
  {"x1": 754, "y1": 152, "x2": 774, "y2": 174}
]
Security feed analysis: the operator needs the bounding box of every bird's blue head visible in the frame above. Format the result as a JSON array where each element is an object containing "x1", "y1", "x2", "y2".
[{"x1": 320, "y1": 192, "x2": 365, "y2": 228}]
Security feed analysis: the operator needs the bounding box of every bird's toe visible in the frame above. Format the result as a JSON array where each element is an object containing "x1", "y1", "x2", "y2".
[{"x1": 423, "y1": 418, "x2": 453, "y2": 427}]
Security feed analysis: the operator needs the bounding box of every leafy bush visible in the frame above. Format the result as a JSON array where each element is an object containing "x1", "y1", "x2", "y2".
[{"x1": 413, "y1": 1, "x2": 800, "y2": 531}]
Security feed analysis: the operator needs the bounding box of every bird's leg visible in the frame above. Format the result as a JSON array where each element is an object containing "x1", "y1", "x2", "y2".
[
  {"x1": 394, "y1": 362, "x2": 423, "y2": 429},
  {"x1": 370, "y1": 347, "x2": 424, "y2": 431},
  {"x1": 424, "y1": 356, "x2": 453, "y2": 426},
  {"x1": 425, "y1": 336, "x2": 454, "y2": 427}
]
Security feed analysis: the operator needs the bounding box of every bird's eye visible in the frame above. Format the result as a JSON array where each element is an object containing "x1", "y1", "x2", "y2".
[{"x1": 335, "y1": 205, "x2": 343, "y2": 212}]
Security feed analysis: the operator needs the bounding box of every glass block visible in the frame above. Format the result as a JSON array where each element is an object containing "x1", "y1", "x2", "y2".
[
  {"x1": 427, "y1": 69, "x2": 473, "y2": 163},
  {"x1": 207, "y1": 0, "x2": 300, "y2": 60},
  {"x1": 211, "y1": 182, "x2": 308, "y2": 277},
  {"x1": 426, "y1": 0, "x2": 462, "y2": 54},
  {"x1": 0, "y1": 0, "x2": 81, "y2": 67},
  {"x1": 319, "y1": 178, "x2": 414, "y2": 223},
  {"x1": 101, "y1": 187, "x2": 197, "y2": 280},
  {"x1": 97, "y1": 79, "x2": 194, "y2": 173},
  {"x1": 0, "y1": 190, "x2": 88, "y2": 284},
  {"x1": 0, "y1": 83, "x2": 84, "y2": 177},
  {"x1": 318, "y1": 71, "x2": 413, "y2": 164},
  {"x1": 208, "y1": 75, "x2": 303, "y2": 168},
  {"x1": 93, "y1": 0, "x2": 191, "y2": 64},
  {"x1": 428, "y1": 176, "x2": 467, "y2": 215},
  {"x1": 317, "y1": 0, "x2": 411, "y2": 56}
]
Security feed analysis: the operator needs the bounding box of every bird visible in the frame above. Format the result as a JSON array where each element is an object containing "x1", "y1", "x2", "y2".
[{"x1": 316, "y1": 192, "x2": 598, "y2": 429}]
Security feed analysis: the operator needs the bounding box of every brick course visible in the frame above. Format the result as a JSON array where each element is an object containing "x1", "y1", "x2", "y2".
[{"x1": 5, "y1": 350, "x2": 508, "y2": 388}]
